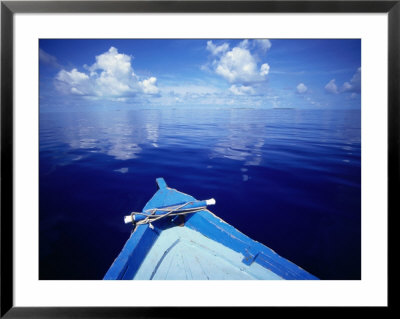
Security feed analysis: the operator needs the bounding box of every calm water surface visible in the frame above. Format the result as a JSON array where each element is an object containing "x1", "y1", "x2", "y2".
[{"x1": 39, "y1": 107, "x2": 361, "y2": 280}]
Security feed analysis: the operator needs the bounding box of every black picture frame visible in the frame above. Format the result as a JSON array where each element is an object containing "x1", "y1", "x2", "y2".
[{"x1": 1, "y1": 1, "x2": 395, "y2": 317}]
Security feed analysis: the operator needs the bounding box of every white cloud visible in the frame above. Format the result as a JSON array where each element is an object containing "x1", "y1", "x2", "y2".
[
  {"x1": 110, "y1": 97, "x2": 128, "y2": 102},
  {"x1": 342, "y1": 67, "x2": 361, "y2": 93},
  {"x1": 56, "y1": 68, "x2": 91, "y2": 95},
  {"x1": 139, "y1": 77, "x2": 159, "y2": 94},
  {"x1": 57, "y1": 68, "x2": 89, "y2": 84},
  {"x1": 296, "y1": 83, "x2": 307, "y2": 94},
  {"x1": 254, "y1": 39, "x2": 272, "y2": 53},
  {"x1": 39, "y1": 49, "x2": 61, "y2": 68},
  {"x1": 153, "y1": 84, "x2": 267, "y2": 107},
  {"x1": 238, "y1": 39, "x2": 272, "y2": 53},
  {"x1": 161, "y1": 84, "x2": 220, "y2": 96},
  {"x1": 238, "y1": 39, "x2": 250, "y2": 49},
  {"x1": 88, "y1": 47, "x2": 135, "y2": 96},
  {"x1": 153, "y1": 82, "x2": 226, "y2": 106},
  {"x1": 55, "y1": 47, "x2": 159, "y2": 100},
  {"x1": 214, "y1": 46, "x2": 269, "y2": 84},
  {"x1": 350, "y1": 92, "x2": 358, "y2": 99},
  {"x1": 325, "y1": 67, "x2": 361, "y2": 96},
  {"x1": 204, "y1": 40, "x2": 271, "y2": 100},
  {"x1": 229, "y1": 85, "x2": 255, "y2": 95},
  {"x1": 89, "y1": 47, "x2": 132, "y2": 77},
  {"x1": 206, "y1": 41, "x2": 230, "y2": 55},
  {"x1": 342, "y1": 82, "x2": 352, "y2": 91},
  {"x1": 260, "y1": 63, "x2": 270, "y2": 76},
  {"x1": 325, "y1": 79, "x2": 339, "y2": 94},
  {"x1": 70, "y1": 87, "x2": 85, "y2": 95}
]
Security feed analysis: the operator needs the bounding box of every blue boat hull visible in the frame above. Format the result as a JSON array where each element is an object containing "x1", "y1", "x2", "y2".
[{"x1": 104, "y1": 178, "x2": 318, "y2": 280}]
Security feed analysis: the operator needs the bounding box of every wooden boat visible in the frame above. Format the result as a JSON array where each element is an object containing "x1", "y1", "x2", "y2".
[{"x1": 104, "y1": 178, "x2": 318, "y2": 280}]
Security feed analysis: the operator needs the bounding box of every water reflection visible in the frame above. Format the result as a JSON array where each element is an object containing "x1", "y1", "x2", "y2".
[
  {"x1": 41, "y1": 109, "x2": 161, "y2": 162},
  {"x1": 206, "y1": 110, "x2": 267, "y2": 182},
  {"x1": 40, "y1": 108, "x2": 360, "y2": 173}
]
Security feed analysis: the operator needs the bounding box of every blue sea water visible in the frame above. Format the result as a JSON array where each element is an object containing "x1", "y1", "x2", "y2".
[{"x1": 39, "y1": 107, "x2": 361, "y2": 280}]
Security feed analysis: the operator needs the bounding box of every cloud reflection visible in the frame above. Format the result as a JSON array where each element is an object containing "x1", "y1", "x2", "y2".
[
  {"x1": 59, "y1": 110, "x2": 160, "y2": 161},
  {"x1": 208, "y1": 110, "x2": 266, "y2": 167}
]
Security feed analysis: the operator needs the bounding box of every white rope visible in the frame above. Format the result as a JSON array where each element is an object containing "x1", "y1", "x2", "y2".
[{"x1": 129, "y1": 201, "x2": 205, "y2": 229}]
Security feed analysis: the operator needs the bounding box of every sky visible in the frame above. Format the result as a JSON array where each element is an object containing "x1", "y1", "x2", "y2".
[{"x1": 39, "y1": 39, "x2": 361, "y2": 110}]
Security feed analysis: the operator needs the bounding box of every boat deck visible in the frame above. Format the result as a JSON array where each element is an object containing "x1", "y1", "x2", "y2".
[{"x1": 132, "y1": 225, "x2": 283, "y2": 280}]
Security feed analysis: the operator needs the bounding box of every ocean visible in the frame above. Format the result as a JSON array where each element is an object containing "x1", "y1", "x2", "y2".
[{"x1": 39, "y1": 107, "x2": 361, "y2": 280}]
